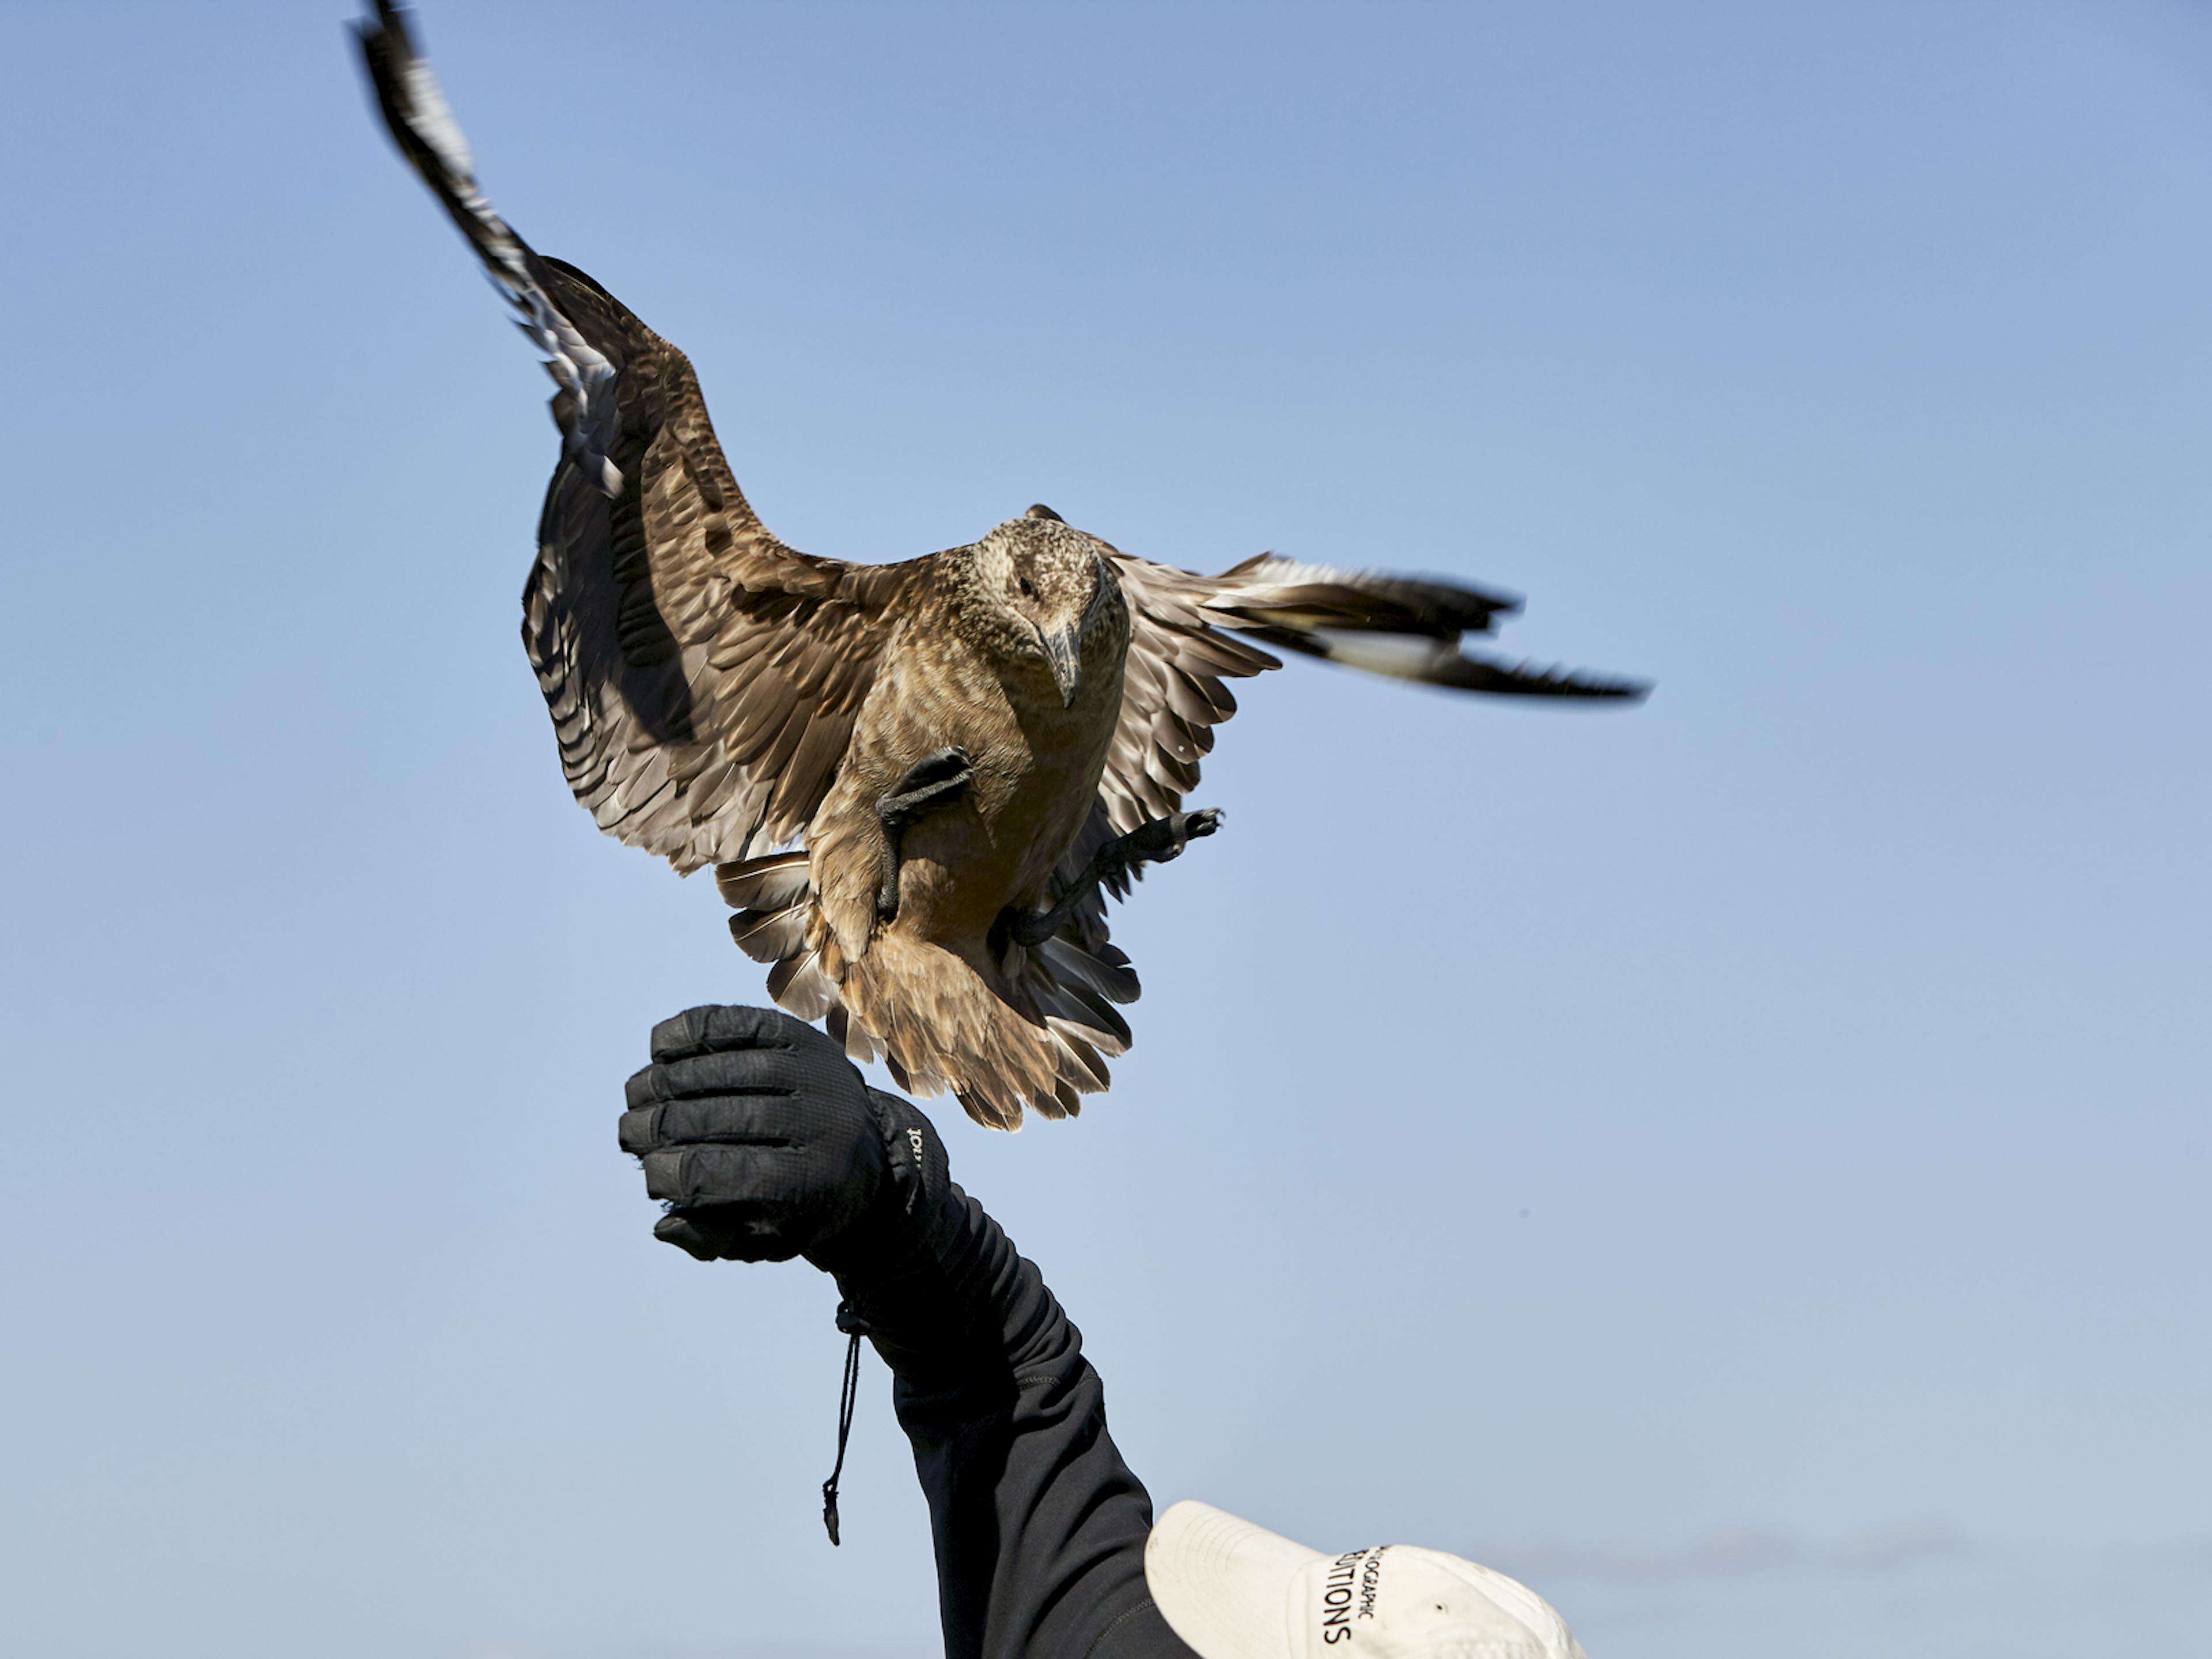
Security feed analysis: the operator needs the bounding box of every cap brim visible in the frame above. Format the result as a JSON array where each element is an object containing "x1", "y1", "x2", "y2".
[{"x1": 1146, "y1": 1501, "x2": 1324, "y2": 1659}]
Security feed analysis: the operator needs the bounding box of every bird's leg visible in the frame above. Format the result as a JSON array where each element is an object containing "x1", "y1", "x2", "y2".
[
  {"x1": 1006, "y1": 809, "x2": 1222, "y2": 948},
  {"x1": 875, "y1": 747, "x2": 975, "y2": 923}
]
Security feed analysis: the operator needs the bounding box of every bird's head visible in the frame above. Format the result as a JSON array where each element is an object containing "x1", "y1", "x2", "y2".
[{"x1": 957, "y1": 505, "x2": 1127, "y2": 707}]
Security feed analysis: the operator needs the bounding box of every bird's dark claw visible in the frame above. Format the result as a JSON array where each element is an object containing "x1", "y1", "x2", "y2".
[
  {"x1": 1002, "y1": 806, "x2": 1224, "y2": 948},
  {"x1": 1121, "y1": 807, "x2": 1222, "y2": 866},
  {"x1": 881, "y1": 747, "x2": 975, "y2": 824},
  {"x1": 876, "y1": 747, "x2": 975, "y2": 922}
]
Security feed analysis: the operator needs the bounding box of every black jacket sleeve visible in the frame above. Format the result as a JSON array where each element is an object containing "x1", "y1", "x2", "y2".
[{"x1": 827, "y1": 1123, "x2": 1197, "y2": 1659}]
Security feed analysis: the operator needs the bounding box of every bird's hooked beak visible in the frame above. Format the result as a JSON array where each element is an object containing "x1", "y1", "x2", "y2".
[{"x1": 1038, "y1": 622, "x2": 1082, "y2": 707}]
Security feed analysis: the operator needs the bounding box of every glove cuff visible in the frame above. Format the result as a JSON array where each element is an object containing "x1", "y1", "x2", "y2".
[{"x1": 803, "y1": 1087, "x2": 960, "y2": 1281}]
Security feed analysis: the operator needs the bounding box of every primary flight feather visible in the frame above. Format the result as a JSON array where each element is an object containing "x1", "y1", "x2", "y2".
[{"x1": 355, "y1": 2, "x2": 1647, "y2": 1128}]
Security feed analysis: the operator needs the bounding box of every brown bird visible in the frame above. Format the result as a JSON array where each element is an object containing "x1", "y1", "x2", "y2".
[{"x1": 357, "y1": 2, "x2": 1648, "y2": 1128}]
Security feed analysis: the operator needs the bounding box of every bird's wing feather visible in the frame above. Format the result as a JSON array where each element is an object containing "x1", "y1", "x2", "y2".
[
  {"x1": 1093, "y1": 555, "x2": 1282, "y2": 834},
  {"x1": 358, "y1": 2, "x2": 919, "y2": 871},
  {"x1": 1097, "y1": 549, "x2": 1647, "y2": 832}
]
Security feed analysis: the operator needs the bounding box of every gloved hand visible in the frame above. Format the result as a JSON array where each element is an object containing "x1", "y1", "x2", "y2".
[
  {"x1": 618, "y1": 1003, "x2": 948, "y2": 1270},
  {"x1": 619, "y1": 1006, "x2": 1173, "y2": 1654}
]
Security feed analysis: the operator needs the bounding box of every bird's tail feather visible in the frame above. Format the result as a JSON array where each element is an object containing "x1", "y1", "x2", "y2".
[
  {"x1": 717, "y1": 851, "x2": 1126, "y2": 1128},
  {"x1": 842, "y1": 930, "x2": 1099, "y2": 1131}
]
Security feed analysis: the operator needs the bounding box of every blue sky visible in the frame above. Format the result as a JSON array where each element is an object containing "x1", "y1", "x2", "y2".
[{"x1": 2, "y1": 3, "x2": 2207, "y2": 1655}]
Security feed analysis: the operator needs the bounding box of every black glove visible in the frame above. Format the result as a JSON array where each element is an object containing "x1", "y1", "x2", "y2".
[{"x1": 618, "y1": 1003, "x2": 948, "y2": 1270}]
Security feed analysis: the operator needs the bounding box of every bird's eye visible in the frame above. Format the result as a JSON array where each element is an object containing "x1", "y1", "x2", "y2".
[{"x1": 1018, "y1": 577, "x2": 1035, "y2": 598}]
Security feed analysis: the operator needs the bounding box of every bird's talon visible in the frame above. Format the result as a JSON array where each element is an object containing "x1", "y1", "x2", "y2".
[
  {"x1": 880, "y1": 747, "x2": 976, "y2": 828},
  {"x1": 876, "y1": 747, "x2": 978, "y2": 923},
  {"x1": 906, "y1": 745, "x2": 974, "y2": 791}
]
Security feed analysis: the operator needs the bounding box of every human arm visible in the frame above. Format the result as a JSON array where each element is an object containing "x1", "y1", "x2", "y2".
[{"x1": 619, "y1": 1005, "x2": 1196, "y2": 1659}]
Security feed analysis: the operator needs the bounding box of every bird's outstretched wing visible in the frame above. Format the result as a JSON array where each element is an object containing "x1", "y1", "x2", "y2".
[
  {"x1": 1097, "y1": 551, "x2": 1649, "y2": 834},
  {"x1": 358, "y1": 2, "x2": 919, "y2": 870},
  {"x1": 1013, "y1": 548, "x2": 1646, "y2": 1020}
]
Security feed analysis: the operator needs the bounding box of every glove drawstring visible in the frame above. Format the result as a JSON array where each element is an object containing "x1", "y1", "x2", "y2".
[{"x1": 823, "y1": 1304, "x2": 868, "y2": 1546}]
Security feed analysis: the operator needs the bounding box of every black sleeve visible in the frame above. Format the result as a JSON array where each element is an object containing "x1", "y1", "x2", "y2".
[{"x1": 831, "y1": 1180, "x2": 1198, "y2": 1659}]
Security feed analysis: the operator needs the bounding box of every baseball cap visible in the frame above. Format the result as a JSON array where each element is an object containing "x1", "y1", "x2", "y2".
[{"x1": 1145, "y1": 1500, "x2": 1589, "y2": 1659}]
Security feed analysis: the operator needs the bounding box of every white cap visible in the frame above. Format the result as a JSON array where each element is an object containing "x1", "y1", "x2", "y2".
[{"x1": 1145, "y1": 1500, "x2": 1589, "y2": 1659}]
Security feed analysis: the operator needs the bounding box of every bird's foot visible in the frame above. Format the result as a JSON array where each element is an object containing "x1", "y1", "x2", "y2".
[
  {"x1": 1113, "y1": 807, "x2": 1222, "y2": 870},
  {"x1": 876, "y1": 747, "x2": 975, "y2": 922},
  {"x1": 1005, "y1": 808, "x2": 1223, "y2": 948},
  {"x1": 880, "y1": 746, "x2": 975, "y2": 828}
]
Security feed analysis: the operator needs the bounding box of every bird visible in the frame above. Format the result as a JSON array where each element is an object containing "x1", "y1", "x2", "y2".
[{"x1": 355, "y1": 2, "x2": 1648, "y2": 1128}]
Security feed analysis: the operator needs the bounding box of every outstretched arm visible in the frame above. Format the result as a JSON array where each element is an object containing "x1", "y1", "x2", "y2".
[{"x1": 620, "y1": 1005, "x2": 1196, "y2": 1659}]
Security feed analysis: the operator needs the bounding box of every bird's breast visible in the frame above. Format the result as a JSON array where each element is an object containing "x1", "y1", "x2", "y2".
[{"x1": 858, "y1": 628, "x2": 1126, "y2": 948}]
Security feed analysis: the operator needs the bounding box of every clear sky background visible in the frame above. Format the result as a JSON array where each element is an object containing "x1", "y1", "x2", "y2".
[{"x1": 2, "y1": 3, "x2": 2207, "y2": 1656}]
